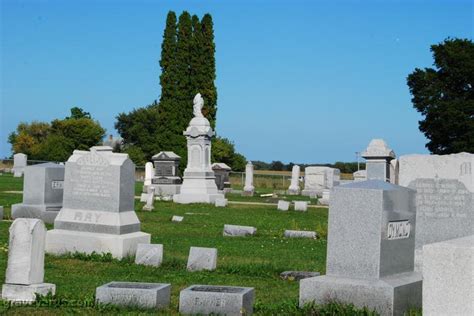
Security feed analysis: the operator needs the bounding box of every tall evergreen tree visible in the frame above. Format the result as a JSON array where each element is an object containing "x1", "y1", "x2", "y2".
[{"x1": 159, "y1": 11, "x2": 177, "y2": 104}]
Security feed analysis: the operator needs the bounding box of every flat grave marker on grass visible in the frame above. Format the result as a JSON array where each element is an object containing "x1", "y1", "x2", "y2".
[
  {"x1": 277, "y1": 200, "x2": 290, "y2": 211},
  {"x1": 172, "y1": 215, "x2": 184, "y2": 222},
  {"x1": 223, "y1": 224, "x2": 256, "y2": 237},
  {"x1": 215, "y1": 197, "x2": 228, "y2": 207},
  {"x1": 294, "y1": 201, "x2": 308, "y2": 211},
  {"x1": 179, "y1": 285, "x2": 254, "y2": 316},
  {"x1": 284, "y1": 230, "x2": 316, "y2": 239}
]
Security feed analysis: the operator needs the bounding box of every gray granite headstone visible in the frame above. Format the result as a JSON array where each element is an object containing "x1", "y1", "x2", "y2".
[
  {"x1": 12, "y1": 163, "x2": 64, "y2": 224},
  {"x1": 300, "y1": 180, "x2": 422, "y2": 316},
  {"x1": 96, "y1": 281, "x2": 170, "y2": 309},
  {"x1": 277, "y1": 200, "x2": 290, "y2": 211},
  {"x1": 135, "y1": 243, "x2": 163, "y2": 267},
  {"x1": 45, "y1": 146, "x2": 150, "y2": 259},
  {"x1": 2, "y1": 218, "x2": 55, "y2": 303},
  {"x1": 150, "y1": 151, "x2": 182, "y2": 197},
  {"x1": 223, "y1": 224, "x2": 256, "y2": 237},
  {"x1": 361, "y1": 139, "x2": 396, "y2": 182},
  {"x1": 179, "y1": 285, "x2": 254, "y2": 316},
  {"x1": 187, "y1": 246, "x2": 217, "y2": 271},
  {"x1": 294, "y1": 201, "x2": 308, "y2": 212},
  {"x1": 284, "y1": 230, "x2": 316, "y2": 239},
  {"x1": 12, "y1": 153, "x2": 27, "y2": 177}
]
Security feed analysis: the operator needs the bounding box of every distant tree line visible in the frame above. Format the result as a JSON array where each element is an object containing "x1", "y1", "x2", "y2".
[{"x1": 252, "y1": 160, "x2": 365, "y2": 174}]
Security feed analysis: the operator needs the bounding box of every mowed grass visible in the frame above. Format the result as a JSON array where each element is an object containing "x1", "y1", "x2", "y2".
[{"x1": 0, "y1": 173, "x2": 333, "y2": 315}]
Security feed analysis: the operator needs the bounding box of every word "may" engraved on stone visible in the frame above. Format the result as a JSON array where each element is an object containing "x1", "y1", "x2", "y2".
[{"x1": 386, "y1": 220, "x2": 411, "y2": 240}]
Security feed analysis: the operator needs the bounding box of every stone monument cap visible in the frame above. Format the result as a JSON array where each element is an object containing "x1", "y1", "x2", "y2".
[
  {"x1": 340, "y1": 179, "x2": 408, "y2": 191},
  {"x1": 152, "y1": 151, "x2": 181, "y2": 161},
  {"x1": 362, "y1": 139, "x2": 396, "y2": 159},
  {"x1": 90, "y1": 146, "x2": 113, "y2": 152}
]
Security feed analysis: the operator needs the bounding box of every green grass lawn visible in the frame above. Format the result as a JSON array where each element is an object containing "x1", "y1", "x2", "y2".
[{"x1": 0, "y1": 173, "x2": 381, "y2": 315}]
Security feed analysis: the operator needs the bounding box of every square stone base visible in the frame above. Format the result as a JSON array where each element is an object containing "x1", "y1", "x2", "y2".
[
  {"x1": 45, "y1": 229, "x2": 150, "y2": 259},
  {"x1": 12, "y1": 203, "x2": 60, "y2": 224},
  {"x1": 173, "y1": 193, "x2": 225, "y2": 204},
  {"x1": 299, "y1": 273, "x2": 422, "y2": 316},
  {"x1": 149, "y1": 184, "x2": 181, "y2": 197},
  {"x1": 301, "y1": 190, "x2": 321, "y2": 198},
  {"x1": 2, "y1": 283, "x2": 56, "y2": 303}
]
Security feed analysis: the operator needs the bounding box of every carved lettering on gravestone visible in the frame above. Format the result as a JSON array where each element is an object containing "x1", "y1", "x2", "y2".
[
  {"x1": 193, "y1": 297, "x2": 226, "y2": 307},
  {"x1": 386, "y1": 220, "x2": 411, "y2": 240},
  {"x1": 73, "y1": 211, "x2": 102, "y2": 223},
  {"x1": 51, "y1": 180, "x2": 64, "y2": 189},
  {"x1": 460, "y1": 162, "x2": 472, "y2": 176},
  {"x1": 414, "y1": 179, "x2": 471, "y2": 219},
  {"x1": 70, "y1": 153, "x2": 113, "y2": 199}
]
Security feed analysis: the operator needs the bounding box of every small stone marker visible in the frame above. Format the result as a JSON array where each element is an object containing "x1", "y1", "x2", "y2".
[
  {"x1": 140, "y1": 193, "x2": 147, "y2": 203},
  {"x1": 12, "y1": 163, "x2": 65, "y2": 224},
  {"x1": 422, "y1": 235, "x2": 474, "y2": 316},
  {"x1": 172, "y1": 215, "x2": 184, "y2": 222},
  {"x1": 294, "y1": 201, "x2": 308, "y2": 211},
  {"x1": 284, "y1": 230, "x2": 316, "y2": 239},
  {"x1": 277, "y1": 200, "x2": 290, "y2": 211},
  {"x1": 96, "y1": 281, "x2": 171, "y2": 309},
  {"x1": 300, "y1": 180, "x2": 422, "y2": 315},
  {"x1": 144, "y1": 162, "x2": 154, "y2": 189},
  {"x1": 318, "y1": 190, "x2": 330, "y2": 205},
  {"x1": 2, "y1": 218, "x2": 55, "y2": 303},
  {"x1": 12, "y1": 153, "x2": 27, "y2": 177},
  {"x1": 187, "y1": 247, "x2": 217, "y2": 271},
  {"x1": 142, "y1": 187, "x2": 155, "y2": 211},
  {"x1": 215, "y1": 198, "x2": 228, "y2": 207},
  {"x1": 280, "y1": 271, "x2": 320, "y2": 281},
  {"x1": 135, "y1": 244, "x2": 163, "y2": 267},
  {"x1": 361, "y1": 139, "x2": 396, "y2": 182},
  {"x1": 288, "y1": 165, "x2": 301, "y2": 195},
  {"x1": 242, "y1": 161, "x2": 255, "y2": 196},
  {"x1": 179, "y1": 285, "x2": 254, "y2": 316},
  {"x1": 223, "y1": 224, "x2": 256, "y2": 237}
]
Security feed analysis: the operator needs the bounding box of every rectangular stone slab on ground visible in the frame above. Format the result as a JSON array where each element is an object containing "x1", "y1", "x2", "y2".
[
  {"x1": 12, "y1": 162, "x2": 65, "y2": 224},
  {"x1": 171, "y1": 215, "x2": 184, "y2": 222},
  {"x1": 135, "y1": 243, "x2": 163, "y2": 267},
  {"x1": 215, "y1": 198, "x2": 228, "y2": 207},
  {"x1": 45, "y1": 146, "x2": 150, "y2": 259},
  {"x1": 96, "y1": 282, "x2": 171, "y2": 309},
  {"x1": 293, "y1": 201, "x2": 308, "y2": 211},
  {"x1": 300, "y1": 180, "x2": 422, "y2": 316},
  {"x1": 187, "y1": 247, "x2": 217, "y2": 271},
  {"x1": 422, "y1": 235, "x2": 474, "y2": 316},
  {"x1": 179, "y1": 285, "x2": 254, "y2": 316},
  {"x1": 284, "y1": 230, "x2": 316, "y2": 239},
  {"x1": 277, "y1": 200, "x2": 290, "y2": 211},
  {"x1": 223, "y1": 224, "x2": 256, "y2": 237}
]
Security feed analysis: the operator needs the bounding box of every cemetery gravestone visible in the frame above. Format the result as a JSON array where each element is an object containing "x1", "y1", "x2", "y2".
[
  {"x1": 294, "y1": 201, "x2": 308, "y2": 212},
  {"x1": 173, "y1": 94, "x2": 225, "y2": 204},
  {"x1": 242, "y1": 161, "x2": 255, "y2": 196},
  {"x1": 422, "y1": 235, "x2": 474, "y2": 316},
  {"x1": 12, "y1": 153, "x2": 27, "y2": 177},
  {"x1": 212, "y1": 163, "x2": 232, "y2": 192},
  {"x1": 135, "y1": 243, "x2": 163, "y2": 267},
  {"x1": 187, "y1": 246, "x2": 217, "y2": 271},
  {"x1": 398, "y1": 153, "x2": 474, "y2": 271},
  {"x1": 172, "y1": 215, "x2": 184, "y2": 222},
  {"x1": 45, "y1": 146, "x2": 150, "y2": 259},
  {"x1": 300, "y1": 180, "x2": 422, "y2": 316},
  {"x1": 142, "y1": 187, "x2": 155, "y2": 211},
  {"x1": 302, "y1": 167, "x2": 340, "y2": 197},
  {"x1": 223, "y1": 224, "x2": 256, "y2": 237},
  {"x1": 215, "y1": 197, "x2": 228, "y2": 207},
  {"x1": 353, "y1": 169, "x2": 367, "y2": 182},
  {"x1": 284, "y1": 230, "x2": 316, "y2": 239},
  {"x1": 2, "y1": 218, "x2": 55, "y2": 302},
  {"x1": 12, "y1": 163, "x2": 65, "y2": 224},
  {"x1": 288, "y1": 165, "x2": 301, "y2": 195},
  {"x1": 96, "y1": 282, "x2": 171, "y2": 309},
  {"x1": 179, "y1": 285, "x2": 254, "y2": 316},
  {"x1": 277, "y1": 200, "x2": 290, "y2": 211},
  {"x1": 150, "y1": 151, "x2": 182, "y2": 196},
  {"x1": 318, "y1": 190, "x2": 330, "y2": 206},
  {"x1": 361, "y1": 139, "x2": 396, "y2": 182},
  {"x1": 143, "y1": 162, "x2": 154, "y2": 191}
]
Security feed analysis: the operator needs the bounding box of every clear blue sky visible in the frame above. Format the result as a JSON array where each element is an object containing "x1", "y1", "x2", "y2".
[{"x1": 1, "y1": 0, "x2": 472, "y2": 163}]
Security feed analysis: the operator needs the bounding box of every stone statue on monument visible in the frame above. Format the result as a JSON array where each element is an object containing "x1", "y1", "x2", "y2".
[{"x1": 193, "y1": 93, "x2": 204, "y2": 118}]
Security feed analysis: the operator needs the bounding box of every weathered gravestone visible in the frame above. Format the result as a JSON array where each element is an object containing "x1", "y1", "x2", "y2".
[
  {"x1": 212, "y1": 163, "x2": 232, "y2": 192},
  {"x1": 318, "y1": 189, "x2": 330, "y2": 206},
  {"x1": 398, "y1": 153, "x2": 474, "y2": 271},
  {"x1": 12, "y1": 153, "x2": 27, "y2": 177},
  {"x1": 300, "y1": 180, "x2": 422, "y2": 316},
  {"x1": 45, "y1": 146, "x2": 150, "y2": 259},
  {"x1": 179, "y1": 285, "x2": 254, "y2": 316},
  {"x1": 288, "y1": 165, "x2": 301, "y2": 195},
  {"x1": 284, "y1": 230, "x2": 316, "y2": 239},
  {"x1": 302, "y1": 167, "x2": 340, "y2": 197},
  {"x1": 187, "y1": 246, "x2": 217, "y2": 271},
  {"x1": 361, "y1": 139, "x2": 396, "y2": 182},
  {"x1": 171, "y1": 215, "x2": 184, "y2": 222},
  {"x1": 12, "y1": 163, "x2": 65, "y2": 224},
  {"x1": 2, "y1": 218, "x2": 55, "y2": 303},
  {"x1": 422, "y1": 235, "x2": 474, "y2": 316},
  {"x1": 215, "y1": 197, "x2": 228, "y2": 207},
  {"x1": 96, "y1": 281, "x2": 171, "y2": 309},
  {"x1": 277, "y1": 200, "x2": 290, "y2": 211},
  {"x1": 223, "y1": 224, "x2": 256, "y2": 237},
  {"x1": 173, "y1": 94, "x2": 224, "y2": 204},
  {"x1": 142, "y1": 187, "x2": 155, "y2": 211},
  {"x1": 353, "y1": 169, "x2": 367, "y2": 182},
  {"x1": 135, "y1": 243, "x2": 163, "y2": 267},
  {"x1": 143, "y1": 162, "x2": 154, "y2": 191},
  {"x1": 294, "y1": 201, "x2": 308, "y2": 212},
  {"x1": 242, "y1": 161, "x2": 255, "y2": 196},
  {"x1": 150, "y1": 151, "x2": 182, "y2": 196}
]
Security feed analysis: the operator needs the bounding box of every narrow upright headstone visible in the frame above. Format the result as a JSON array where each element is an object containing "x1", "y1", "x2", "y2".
[
  {"x1": 300, "y1": 180, "x2": 422, "y2": 315},
  {"x1": 45, "y1": 146, "x2": 151, "y2": 259},
  {"x1": 142, "y1": 187, "x2": 155, "y2": 211},
  {"x1": 12, "y1": 153, "x2": 27, "y2": 177},
  {"x1": 173, "y1": 94, "x2": 225, "y2": 204},
  {"x1": 2, "y1": 218, "x2": 55, "y2": 303},
  {"x1": 361, "y1": 139, "x2": 396, "y2": 182},
  {"x1": 143, "y1": 162, "x2": 154, "y2": 190},
  {"x1": 288, "y1": 165, "x2": 301, "y2": 195},
  {"x1": 398, "y1": 153, "x2": 474, "y2": 270},
  {"x1": 242, "y1": 161, "x2": 255, "y2": 196},
  {"x1": 422, "y1": 235, "x2": 474, "y2": 316},
  {"x1": 12, "y1": 163, "x2": 65, "y2": 224}
]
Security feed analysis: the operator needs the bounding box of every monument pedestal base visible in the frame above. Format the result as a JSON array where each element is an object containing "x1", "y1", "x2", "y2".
[
  {"x1": 151, "y1": 184, "x2": 181, "y2": 197},
  {"x1": 45, "y1": 230, "x2": 150, "y2": 259},
  {"x1": 301, "y1": 190, "x2": 321, "y2": 197},
  {"x1": 299, "y1": 272, "x2": 422, "y2": 316},
  {"x1": 2, "y1": 283, "x2": 56, "y2": 303},
  {"x1": 173, "y1": 177, "x2": 224, "y2": 204},
  {"x1": 11, "y1": 203, "x2": 60, "y2": 224}
]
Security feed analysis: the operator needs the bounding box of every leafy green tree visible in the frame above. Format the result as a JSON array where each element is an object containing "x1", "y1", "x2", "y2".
[
  {"x1": 407, "y1": 38, "x2": 474, "y2": 154},
  {"x1": 37, "y1": 134, "x2": 74, "y2": 162},
  {"x1": 51, "y1": 114, "x2": 105, "y2": 151},
  {"x1": 123, "y1": 145, "x2": 147, "y2": 166},
  {"x1": 8, "y1": 121, "x2": 51, "y2": 159},
  {"x1": 270, "y1": 160, "x2": 284, "y2": 171},
  {"x1": 211, "y1": 137, "x2": 246, "y2": 171},
  {"x1": 67, "y1": 107, "x2": 91, "y2": 119}
]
